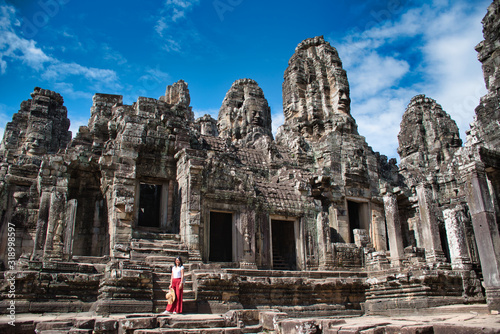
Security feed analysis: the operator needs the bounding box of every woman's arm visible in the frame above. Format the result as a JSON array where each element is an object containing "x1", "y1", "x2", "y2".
[
  {"x1": 169, "y1": 267, "x2": 174, "y2": 288},
  {"x1": 180, "y1": 268, "x2": 184, "y2": 289}
]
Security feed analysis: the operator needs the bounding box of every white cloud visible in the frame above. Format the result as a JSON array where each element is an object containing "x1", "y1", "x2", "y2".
[
  {"x1": 154, "y1": 0, "x2": 201, "y2": 52},
  {"x1": 330, "y1": 0, "x2": 489, "y2": 159},
  {"x1": 102, "y1": 44, "x2": 127, "y2": 65},
  {"x1": 42, "y1": 61, "x2": 118, "y2": 83},
  {"x1": 0, "y1": 103, "x2": 10, "y2": 142},
  {"x1": 418, "y1": 7, "x2": 487, "y2": 137},
  {"x1": 53, "y1": 82, "x2": 93, "y2": 100},
  {"x1": 0, "y1": 4, "x2": 119, "y2": 89},
  {"x1": 271, "y1": 107, "x2": 284, "y2": 137},
  {"x1": 193, "y1": 108, "x2": 219, "y2": 120},
  {"x1": 348, "y1": 52, "x2": 410, "y2": 97},
  {"x1": 68, "y1": 115, "x2": 90, "y2": 139}
]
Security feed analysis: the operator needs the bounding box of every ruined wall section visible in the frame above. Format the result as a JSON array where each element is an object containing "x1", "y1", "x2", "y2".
[
  {"x1": 0, "y1": 88, "x2": 72, "y2": 265},
  {"x1": 396, "y1": 95, "x2": 472, "y2": 269},
  {"x1": 93, "y1": 81, "x2": 195, "y2": 258},
  {"x1": 468, "y1": 0, "x2": 500, "y2": 149},
  {"x1": 453, "y1": 0, "x2": 500, "y2": 312}
]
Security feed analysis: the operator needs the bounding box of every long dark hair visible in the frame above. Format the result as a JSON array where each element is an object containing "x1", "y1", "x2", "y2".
[{"x1": 174, "y1": 256, "x2": 183, "y2": 267}]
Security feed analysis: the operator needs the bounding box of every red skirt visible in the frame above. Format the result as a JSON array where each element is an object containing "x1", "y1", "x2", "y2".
[{"x1": 166, "y1": 278, "x2": 183, "y2": 313}]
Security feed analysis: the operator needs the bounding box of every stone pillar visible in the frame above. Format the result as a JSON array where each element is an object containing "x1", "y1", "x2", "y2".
[
  {"x1": 383, "y1": 193, "x2": 404, "y2": 267},
  {"x1": 443, "y1": 205, "x2": 472, "y2": 270},
  {"x1": 416, "y1": 184, "x2": 448, "y2": 267},
  {"x1": 43, "y1": 190, "x2": 67, "y2": 260},
  {"x1": 371, "y1": 207, "x2": 387, "y2": 252},
  {"x1": 239, "y1": 211, "x2": 257, "y2": 269},
  {"x1": 91, "y1": 199, "x2": 102, "y2": 256},
  {"x1": 176, "y1": 149, "x2": 203, "y2": 253},
  {"x1": 63, "y1": 199, "x2": 77, "y2": 260},
  {"x1": 462, "y1": 162, "x2": 500, "y2": 311},
  {"x1": 31, "y1": 191, "x2": 51, "y2": 260},
  {"x1": 317, "y1": 211, "x2": 334, "y2": 269},
  {"x1": 167, "y1": 179, "x2": 175, "y2": 232}
]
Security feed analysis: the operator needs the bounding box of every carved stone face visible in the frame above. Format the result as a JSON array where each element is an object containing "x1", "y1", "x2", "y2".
[
  {"x1": 23, "y1": 121, "x2": 51, "y2": 155},
  {"x1": 249, "y1": 103, "x2": 265, "y2": 127},
  {"x1": 332, "y1": 87, "x2": 350, "y2": 114}
]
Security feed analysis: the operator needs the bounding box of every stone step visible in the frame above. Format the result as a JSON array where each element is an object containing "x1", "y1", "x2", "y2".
[
  {"x1": 154, "y1": 299, "x2": 198, "y2": 314},
  {"x1": 153, "y1": 283, "x2": 194, "y2": 291},
  {"x1": 157, "y1": 315, "x2": 227, "y2": 329},
  {"x1": 134, "y1": 326, "x2": 262, "y2": 333},
  {"x1": 153, "y1": 288, "x2": 195, "y2": 300}
]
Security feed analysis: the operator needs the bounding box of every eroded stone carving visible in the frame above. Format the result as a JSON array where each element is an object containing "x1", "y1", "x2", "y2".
[{"x1": 217, "y1": 79, "x2": 273, "y2": 148}]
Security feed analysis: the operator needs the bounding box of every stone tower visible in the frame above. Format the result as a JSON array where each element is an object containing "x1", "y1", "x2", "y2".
[
  {"x1": 0, "y1": 87, "x2": 71, "y2": 158},
  {"x1": 279, "y1": 36, "x2": 356, "y2": 143},
  {"x1": 217, "y1": 78, "x2": 273, "y2": 148},
  {"x1": 398, "y1": 94, "x2": 462, "y2": 172}
]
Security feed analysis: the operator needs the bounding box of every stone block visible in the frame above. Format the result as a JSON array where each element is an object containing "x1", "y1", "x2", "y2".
[
  {"x1": 278, "y1": 318, "x2": 319, "y2": 333},
  {"x1": 69, "y1": 329, "x2": 93, "y2": 333},
  {"x1": 118, "y1": 317, "x2": 156, "y2": 333},
  {"x1": 259, "y1": 311, "x2": 288, "y2": 331},
  {"x1": 35, "y1": 321, "x2": 73, "y2": 331},
  {"x1": 317, "y1": 319, "x2": 347, "y2": 331},
  {"x1": 0, "y1": 320, "x2": 35, "y2": 334},
  {"x1": 432, "y1": 324, "x2": 500, "y2": 334},
  {"x1": 94, "y1": 319, "x2": 118, "y2": 333}
]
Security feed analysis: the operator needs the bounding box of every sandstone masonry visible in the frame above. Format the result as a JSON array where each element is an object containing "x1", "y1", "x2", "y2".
[{"x1": 0, "y1": 0, "x2": 499, "y2": 319}]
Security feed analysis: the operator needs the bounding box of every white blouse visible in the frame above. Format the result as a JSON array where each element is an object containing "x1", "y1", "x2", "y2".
[{"x1": 172, "y1": 265, "x2": 184, "y2": 278}]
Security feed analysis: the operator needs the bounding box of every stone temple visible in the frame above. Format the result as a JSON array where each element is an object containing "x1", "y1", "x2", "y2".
[{"x1": 0, "y1": 0, "x2": 499, "y2": 331}]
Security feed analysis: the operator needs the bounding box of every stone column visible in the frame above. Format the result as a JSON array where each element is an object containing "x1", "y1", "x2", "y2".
[
  {"x1": 176, "y1": 149, "x2": 203, "y2": 253},
  {"x1": 239, "y1": 211, "x2": 257, "y2": 269},
  {"x1": 371, "y1": 207, "x2": 387, "y2": 252},
  {"x1": 416, "y1": 184, "x2": 448, "y2": 267},
  {"x1": 462, "y1": 162, "x2": 500, "y2": 311},
  {"x1": 443, "y1": 205, "x2": 472, "y2": 270},
  {"x1": 167, "y1": 179, "x2": 175, "y2": 232},
  {"x1": 43, "y1": 190, "x2": 67, "y2": 261},
  {"x1": 63, "y1": 199, "x2": 77, "y2": 260},
  {"x1": 317, "y1": 211, "x2": 334, "y2": 269},
  {"x1": 31, "y1": 191, "x2": 51, "y2": 260},
  {"x1": 383, "y1": 193, "x2": 404, "y2": 267}
]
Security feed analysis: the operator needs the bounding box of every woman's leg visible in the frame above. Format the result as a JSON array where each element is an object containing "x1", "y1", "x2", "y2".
[
  {"x1": 166, "y1": 278, "x2": 180, "y2": 312},
  {"x1": 176, "y1": 280, "x2": 183, "y2": 314}
]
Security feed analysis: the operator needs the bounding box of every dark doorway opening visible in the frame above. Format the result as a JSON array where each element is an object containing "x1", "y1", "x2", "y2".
[
  {"x1": 69, "y1": 169, "x2": 109, "y2": 257},
  {"x1": 138, "y1": 183, "x2": 162, "y2": 228},
  {"x1": 272, "y1": 220, "x2": 297, "y2": 270},
  {"x1": 347, "y1": 200, "x2": 361, "y2": 243},
  {"x1": 209, "y1": 212, "x2": 233, "y2": 262}
]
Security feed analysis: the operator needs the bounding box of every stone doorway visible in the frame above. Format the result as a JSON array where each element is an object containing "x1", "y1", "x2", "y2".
[
  {"x1": 271, "y1": 220, "x2": 297, "y2": 270},
  {"x1": 138, "y1": 183, "x2": 163, "y2": 228},
  {"x1": 347, "y1": 200, "x2": 369, "y2": 243},
  {"x1": 209, "y1": 211, "x2": 233, "y2": 262}
]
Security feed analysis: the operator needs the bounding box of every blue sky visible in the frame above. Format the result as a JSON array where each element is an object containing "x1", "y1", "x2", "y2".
[{"x1": 0, "y1": 0, "x2": 490, "y2": 159}]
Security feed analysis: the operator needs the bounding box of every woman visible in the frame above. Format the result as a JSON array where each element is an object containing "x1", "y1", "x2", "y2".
[{"x1": 163, "y1": 256, "x2": 184, "y2": 314}]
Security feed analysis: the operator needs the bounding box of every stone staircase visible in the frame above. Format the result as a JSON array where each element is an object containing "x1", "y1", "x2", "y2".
[
  {"x1": 6, "y1": 313, "x2": 264, "y2": 334},
  {"x1": 130, "y1": 231, "x2": 201, "y2": 314},
  {"x1": 272, "y1": 250, "x2": 290, "y2": 270}
]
